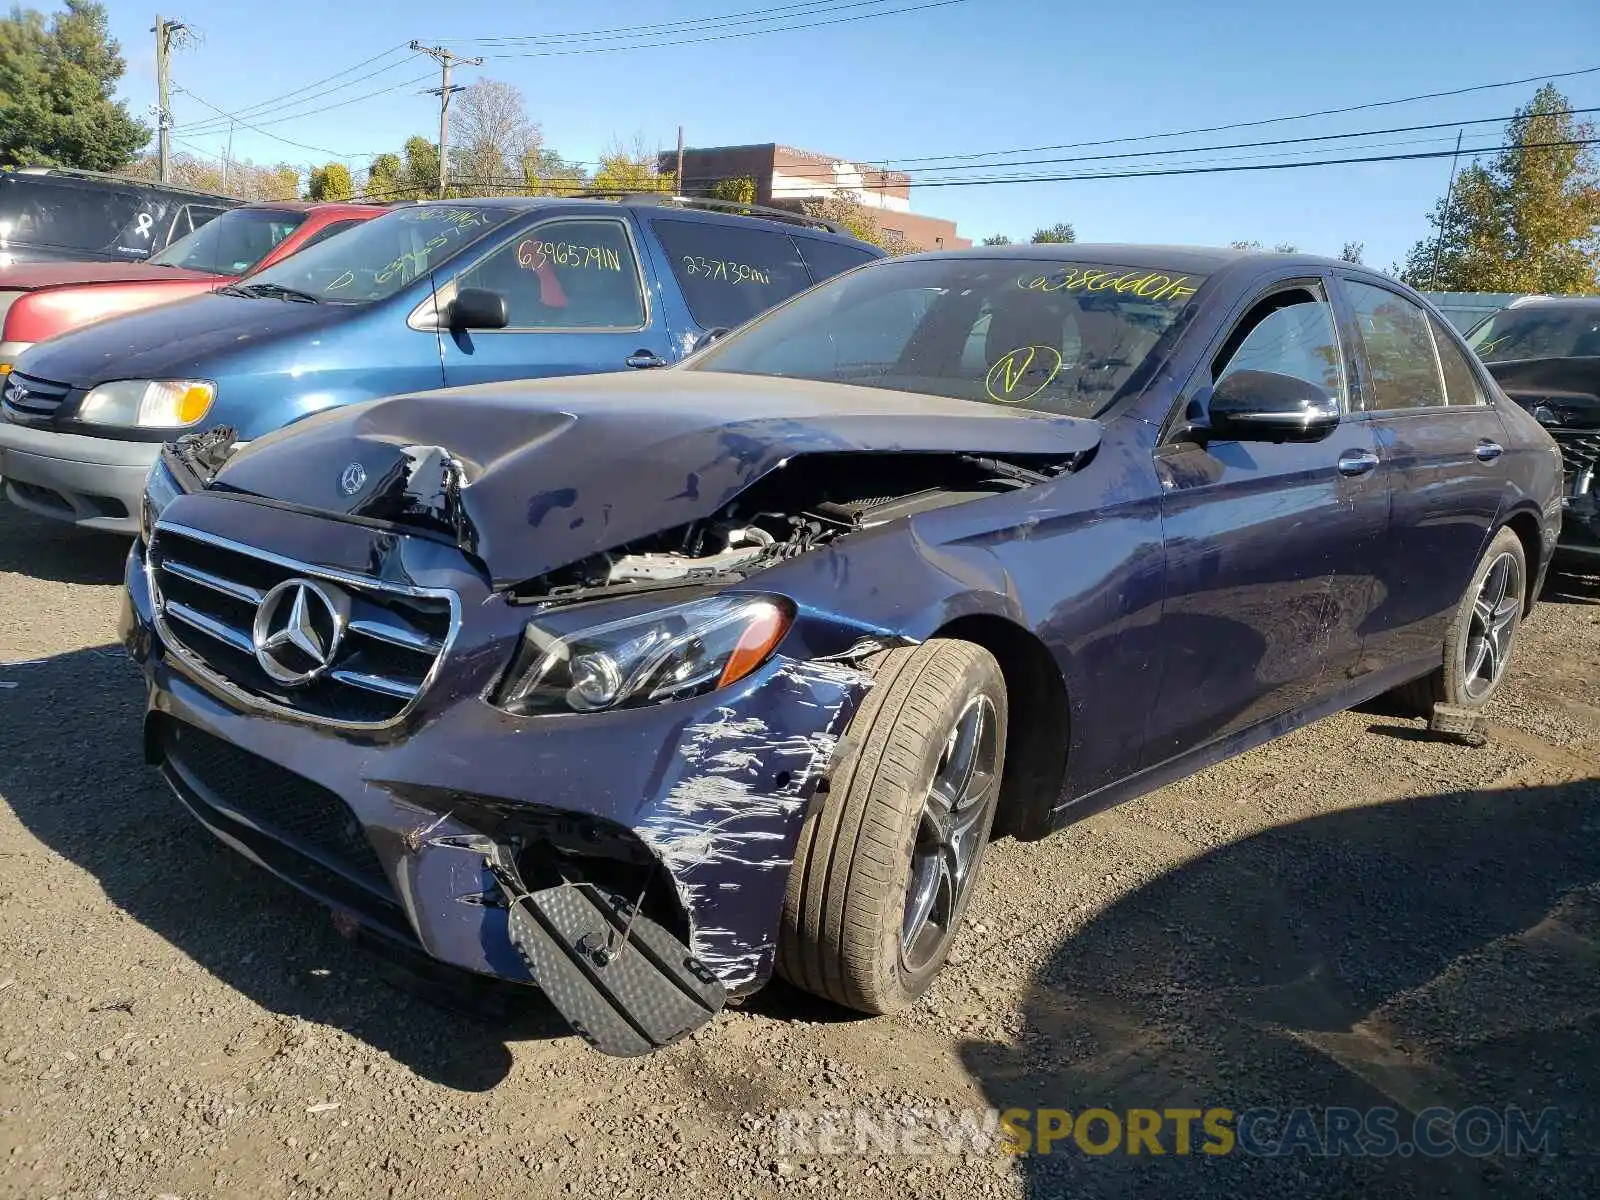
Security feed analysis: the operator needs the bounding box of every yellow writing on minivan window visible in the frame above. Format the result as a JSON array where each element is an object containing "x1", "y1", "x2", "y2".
[
  {"x1": 325, "y1": 270, "x2": 355, "y2": 291},
  {"x1": 681, "y1": 255, "x2": 771, "y2": 285},
  {"x1": 1017, "y1": 269, "x2": 1198, "y2": 302},
  {"x1": 985, "y1": 344, "x2": 1063, "y2": 404},
  {"x1": 518, "y1": 238, "x2": 622, "y2": 272}
]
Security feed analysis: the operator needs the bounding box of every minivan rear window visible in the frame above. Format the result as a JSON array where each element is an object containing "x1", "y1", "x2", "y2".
[
  {"x1": 0, "y1": 177, "x2": 149, "y2": 254},
  {"x1": 241, "y1": 205, "x2": 513, "y2": 303},
  {"x1": 792, "y1": 236, "x2": 878, "y2": 284}
]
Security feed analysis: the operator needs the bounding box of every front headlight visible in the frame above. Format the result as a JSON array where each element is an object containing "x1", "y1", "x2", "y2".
[
  {"x1": 494, "y1": 594, "x2": 794, "y2": 716},
  {"x1": 78, "y1": 379, "x2": 216, "y2": 428},
  {"x1": 140, "y1": 457, "x2": 183, "y2": 540}
]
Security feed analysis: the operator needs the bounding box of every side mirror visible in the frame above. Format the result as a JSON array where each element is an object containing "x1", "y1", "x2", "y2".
[
  {"x1": 691, "y1": 326, "x2": 731, "y2": 353},
  {"x1": 448, "y1": 287, "x2": 509, "y2": 331},
  {"x1": 1203, "y1": 369, "x2": 1340, "y2": 442}
]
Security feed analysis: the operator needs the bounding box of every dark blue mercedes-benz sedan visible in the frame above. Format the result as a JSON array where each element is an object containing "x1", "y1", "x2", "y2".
[{"x1": 120, "y1": 245, "x2": 1563, "y2": 1056}]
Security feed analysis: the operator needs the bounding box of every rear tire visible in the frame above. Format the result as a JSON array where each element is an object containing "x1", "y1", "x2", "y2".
[
  {"x1": 1390, "y1": 526, "x2": 1527, "y2": 715},
  {"x1": 777, "y1": 639, "x2": 1007, "y2": 1014}
]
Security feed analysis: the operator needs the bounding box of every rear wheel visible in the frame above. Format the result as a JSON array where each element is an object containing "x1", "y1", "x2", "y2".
[
  {"x1": 1391, "y1": 526, "x2": 1526, "y2": 715},
  {"x1": 777, "y1": 640, "x2": 1007, "y2": 1013}
]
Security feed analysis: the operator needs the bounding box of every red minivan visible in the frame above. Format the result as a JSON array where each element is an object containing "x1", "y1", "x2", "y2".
[{"x1": 0, "y1": 201, "x2": 387, "y2": 374}]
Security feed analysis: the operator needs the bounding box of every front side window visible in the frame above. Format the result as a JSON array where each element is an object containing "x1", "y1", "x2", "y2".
[
  {"x1": 1341, "y1": 280, "x2": 1447, "y2": 411},
  {"x1": 151, "y1": 208, "x2": 307, "y2": 275},
  {"x1": 1467, "y1": 306, "x2": 1600, "y2": 361},
  {"x1": 1213, "y1": 287, "x2": 1346, "y2": 405},
  {"x1": 240, "y1": 205, "x2": 513, "y2": 303},
  {"x1": 688, "y1": 256, "x2": 1208, "y2": 418},
  {"x1": 454, "y1": 219, "x2": 645, "y2": 329},
  {"x1": 652, "y1": 218, "x2": 812, "y2": 329}
]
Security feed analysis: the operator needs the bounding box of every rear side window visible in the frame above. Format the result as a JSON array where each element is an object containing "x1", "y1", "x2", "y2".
[
  {"x1": 0, "y1": 178, "x2": 147, "y2": 253},
  {"x1": 793, "y1": 236, "x2": 877, "y2": 284},
  {"x1": 1341, "y1": 280, "x2": 1447, "y2": 411},
  {"x1": 1430, "y1": 316, "x2": 1485, "y2": 406},
  {"x1": 651, "y1": 218, "x2": 811, "y2": 329}
]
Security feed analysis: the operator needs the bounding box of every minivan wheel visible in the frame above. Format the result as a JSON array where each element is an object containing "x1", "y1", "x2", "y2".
[
  {"x1": 1391, "y1": 526, "x2": 1527, "y2": 715},
  {"x1": 777, "y1": 640, "x2": 1007, "y2": 1014}
]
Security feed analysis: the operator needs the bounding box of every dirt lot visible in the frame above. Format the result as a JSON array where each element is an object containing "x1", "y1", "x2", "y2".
[{"x1": 1, "y1": 500, "x2": 1597, "y2": 1200}]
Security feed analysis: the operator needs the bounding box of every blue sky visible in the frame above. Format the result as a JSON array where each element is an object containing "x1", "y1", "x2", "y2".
[{"x1": 102, "y1": 0, "x2": 1600, "y2": 271}]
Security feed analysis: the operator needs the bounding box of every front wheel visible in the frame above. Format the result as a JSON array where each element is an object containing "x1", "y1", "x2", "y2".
[
  {"x1": 777, "y1": 640, "x2": 1007, "y2": 1014},
  {"x1": 1392, "y1": 526, "x2": 1527, "y2": 715}
]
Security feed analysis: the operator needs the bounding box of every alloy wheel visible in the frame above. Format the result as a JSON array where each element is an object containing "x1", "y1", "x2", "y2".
[
  {"x1": 1462, "y1": 551, "x2": 1523, "y2": 701},
  {"x1": 901, "y1": 694, "x2": 999, "y2": 971}
]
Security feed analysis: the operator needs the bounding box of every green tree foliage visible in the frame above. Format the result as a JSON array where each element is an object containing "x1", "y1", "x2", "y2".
[
  {"x1": 592, "y1": 136, "x2": 671, "y2": 195},
  {"x1": 1340, "y1": 241, "x2": 1365, "y2": 264},
  {"x1": 796, "y1": 191, "x2": 912, "y2": 253},
  {"x1": 1230, "y1": 239, "x2": 1300, "y2": 253},
  {"x1": 521, "y1": 147, "x2": 588, "y2": 196},
  {"x1": 706, "y1": 176, "x2": 757, "y2": 205},
  {"x1": 1400, "y1": 85, "x2": 1600, "y2": 294},
  {"x1": 0, "y1": 0, "x2": 148, "y2": 170},
  {"x1": 364, "y1": 137, "x2": 440, "y2": 200},
  {"x1": 306, "y1": 162, "x2": 353, "y2": 202},
  {"x1": 364, "y1": 152, "x2": 403, "y2": 199},
  {"x1": 981, "y1": 233, "x2": 1012, "y2": 245},
  {"x1": 1030, "y1": 222, "x2": 1076, "y2": 244},
  {"x1": 121, "y1": 151, "x2": 300, "y2": 200}
]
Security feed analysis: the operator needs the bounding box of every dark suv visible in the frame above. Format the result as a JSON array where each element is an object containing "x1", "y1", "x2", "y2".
[{"x1": 0, "y1": 167, "x2": 240, "y2": 267}]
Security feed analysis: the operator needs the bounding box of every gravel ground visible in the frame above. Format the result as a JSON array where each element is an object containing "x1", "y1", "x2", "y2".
[{"x1": 1, "y1": 500, "x2": 1597, "y2": 1200}]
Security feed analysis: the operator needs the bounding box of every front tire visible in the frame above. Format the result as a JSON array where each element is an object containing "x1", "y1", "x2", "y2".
[
  {"x1": 1392, "y1": 526, "x2": 1527, "y2": 715},
  {"x1": 777, "y1": 640, "x2": 1007, "y2": 1014}
]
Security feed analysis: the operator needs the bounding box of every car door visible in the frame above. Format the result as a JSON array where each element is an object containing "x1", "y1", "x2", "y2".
[
  {"x1": 437, "y1": 215, "x2": 673, "y2": 387},
  {"x1": 1146, "y1": 275, "x2": 1387, "y2": 762},
  {"x1": 1333, "y1": 276, "x2": 1507, "y2": 672}
]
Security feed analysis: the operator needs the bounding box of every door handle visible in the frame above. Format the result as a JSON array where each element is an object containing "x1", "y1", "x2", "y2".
[
  {"x1": 1337, "y1": 449, "x2": 1379, "y2": 476},
  {"x1": 625, "y1": 350, "x2": 668, "y2": 369},
  {"x1": 1475, "y1": 440, "x2": 1504, "y2": 462}
]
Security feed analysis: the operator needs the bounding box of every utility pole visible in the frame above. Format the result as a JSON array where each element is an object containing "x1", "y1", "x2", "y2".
[
  {"x1": 153, "y1": 16, "x2": 187, "y2": 183},
  {"x1": 676, "y1": 126, "x2": 685, "y2": 196},
  {"x1": 409, "y1": 40, "x2": 481, "y2": 199},
  {"x1": 1429, "y1": 128, "x2": 1465, "y2": 291},
  {"x1": 221, "y1": 120, "x2": 234, "y2": 193}
]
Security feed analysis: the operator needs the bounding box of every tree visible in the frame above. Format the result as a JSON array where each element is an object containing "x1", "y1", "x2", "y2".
[
  {"x1": 1030, "y1": 222, "x2": 1076, "y2": 244},
  {"x1": 121, "y1": 151, "x2": 299, "y2": 200},
  {"x1": 307, "y1": 162, "x2": 353, "y2": 201},
  {"x1": 1399, "y1": 85, "x2": 1600, "y2": 294},
  {"x1": 364, "y1": 152, "x2": 404, "y2": 199},
  {"x1": 1230, "y1": 239, "x2": 1299, "y2": 253},
  {"x1": 706, "y1": 176, "x2": 757, "y2": 205},
  {"x1": 0, "y1": 0, "x2": 149, "y2": 170},
  {"x1": 448, "y1": 78, "x2": 539, "y2": 193},
  {"x1": 1339, "y1": 241, "x2": 1365, "y2": 264},
  {"x1": 981, "y1": 234, "x2": 1012, "y2": 246},
  {"x1": 592, "y1": 135, "x2": 671, "y2": 195},
  {"x1": 521, "y1": 147, "x2": 588, "y2": 196}
]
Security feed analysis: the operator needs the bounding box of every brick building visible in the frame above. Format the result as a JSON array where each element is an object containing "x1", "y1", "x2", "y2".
[{"x1": 662, "y1": 143, "x2": 969, "y2": 252}]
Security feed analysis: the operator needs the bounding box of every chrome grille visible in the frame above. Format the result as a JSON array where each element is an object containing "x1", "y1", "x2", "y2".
[
  {"x1": 2, "y1": 370, "x2": 71, "y2": 420},
  {"x1": 148, "y1": 523, "x2": 458, "y2": 726},
  {"x1": 1551, "y1": 428, "x2": 1600, "y2": 494}
]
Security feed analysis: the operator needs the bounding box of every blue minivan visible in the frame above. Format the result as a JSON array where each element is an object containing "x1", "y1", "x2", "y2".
[{"x1": 0, "y1": 196, "x2": 883, "y2": 532}]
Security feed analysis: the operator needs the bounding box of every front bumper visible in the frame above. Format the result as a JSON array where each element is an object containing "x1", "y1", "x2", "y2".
[
  {"x1": 0, "y1": 420, "x2": 154, "y2": 532},
  {"x1": 121, "y1": 496, "x2": 875, "y2": 1041}
]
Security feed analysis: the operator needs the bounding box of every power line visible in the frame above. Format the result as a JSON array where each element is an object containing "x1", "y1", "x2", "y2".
[
  {"x1": 447, "y1": 0, "x2": 909, "y2": 46},
  {"x1": 750, "y1": 104, "x2": 1600, "y2": 184},
  {"x1": 861, "y1": 63, "x2": 1600, "y2": 166},
  {"x1": 181, "y1": 68, "x2": 438, "y2": 137},
  {"x1": 183, "y1": 44, "x2": 416, "y2": 130},
  {"x1": 175, "y1": 85, "x2": 381, "y2": 159},
  {"x1": 478, "y1": 0, "x2": 975, "y2": 57}
]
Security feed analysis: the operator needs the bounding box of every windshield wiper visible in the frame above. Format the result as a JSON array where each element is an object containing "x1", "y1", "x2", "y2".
[{"x1": 227, "y1": 282, "x2": 321, "y2": 303}]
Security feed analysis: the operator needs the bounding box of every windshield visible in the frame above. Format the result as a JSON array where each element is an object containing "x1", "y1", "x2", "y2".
[
  {"x1": 1466, "y1": 306, "x2": 1600, "y2": 361},
  {"x1": 238, "y1": 205, "x2": 512, "y2": 303},
  {"x1": 150, "y1": 207, "x2": 306, "y2": 275},
  {"x1": 686, "y1": 256, "x2": 1208, "y2": 417}
]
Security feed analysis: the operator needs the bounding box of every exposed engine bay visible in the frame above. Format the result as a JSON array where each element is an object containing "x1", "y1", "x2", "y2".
[{"x1": 516, "y1": 451, "x2": 1068, "y2": 601}]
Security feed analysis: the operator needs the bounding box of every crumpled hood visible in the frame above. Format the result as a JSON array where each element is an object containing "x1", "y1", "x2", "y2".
[
  {"x1": 0, "y1": 261, "x2": 216, "y2": 290},
  {"x1": 15, "y1": 290, "x2": 345, "y2": 385},
  {"x1": 211, "y1": 371, "x2": 1102, "y2": 587}
]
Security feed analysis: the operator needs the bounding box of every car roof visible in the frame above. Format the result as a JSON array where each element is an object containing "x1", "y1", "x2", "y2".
[
  {"x1": 239, "y1": 201, "x2": 388, "y2": 216},
  {"x1": 905, "y1": 242, "x2": 1366, "y2": 275},
  {"x1": 1504, "y1": 295, "x2": 1600, "y2": 310},
  {"x1": 401, "y1": 195, "x2": 877, "y2": 246}
]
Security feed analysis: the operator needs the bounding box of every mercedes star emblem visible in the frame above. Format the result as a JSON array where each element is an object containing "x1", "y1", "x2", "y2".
[
  {"x1": 339, "y1": 462, "x2": 367, "y2": 495},
  {"x1": 251, "y1": 578, "x2": 348, "y2": 686}
]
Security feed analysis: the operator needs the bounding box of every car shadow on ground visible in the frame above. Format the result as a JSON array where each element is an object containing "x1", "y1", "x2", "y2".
[
  {"x1": 1541, "y1": 565, "x2": 1600, "y2": 606},
  {"x1": 0, "y1": 642, "x2": 572, "y2": 1091},
  {"x1": 959, "y1": 778, "x2": 1600, "y2": 1198},
  {"x1": 0, "y1": 503, "x2": 131, "y2": 586}
]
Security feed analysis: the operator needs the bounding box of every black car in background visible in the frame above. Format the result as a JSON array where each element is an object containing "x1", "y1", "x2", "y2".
[
  {"x1": 1467, "y1": 297, "x2": 1600, "y2": 565},
  {"x1": 0, "y1": 168, "x2": 239, "y2": 267}
]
